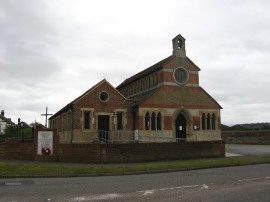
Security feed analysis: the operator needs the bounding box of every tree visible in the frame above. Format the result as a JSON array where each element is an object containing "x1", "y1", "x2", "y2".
[
  {"x1": 3, "y1": 125, "x2": 32, "y2": 139},
  {"x1": 4, "y1": 125, "x2": 20, "y2": 136},
  {"x1": 29, "y1": 122, "x2": 45, "y2": 129}
]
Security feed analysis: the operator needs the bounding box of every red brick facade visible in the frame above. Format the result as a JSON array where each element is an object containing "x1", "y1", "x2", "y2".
[
  {"x1": 49, "y1": 34, "x2": 222, "y2": 143},
  {"x1": 49, "y1": 80, "x2": 134, "y2": 143},
  {"x1": 72, "y1": 81, "x2": 133, "y2": 130}
]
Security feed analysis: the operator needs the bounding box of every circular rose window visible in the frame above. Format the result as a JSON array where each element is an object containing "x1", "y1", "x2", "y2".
[
  {"x1": 99, "y1": 91, "x2": 109, "y2": 102},
  {"x1": 173, "y1": 67, "x2": 189, "y2": 85}
]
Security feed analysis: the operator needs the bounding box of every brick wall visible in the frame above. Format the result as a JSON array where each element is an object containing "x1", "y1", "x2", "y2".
[
  {"x1": 56, "y1": 144, "x2": 101, "y2": 163},
  {"x1": 98, "y1": 141, "x2": 225, "y2": 163},
  {"x1": 0, "y1": 142, "x2": 35, "y2": 160},
  {"x1": 0, "y1": 140, "x2": 225, "y2": 163}
]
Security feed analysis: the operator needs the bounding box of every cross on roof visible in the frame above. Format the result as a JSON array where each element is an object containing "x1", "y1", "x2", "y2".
[{"x1": 41, "y1": 106, "x2": 53, "y2": 128}]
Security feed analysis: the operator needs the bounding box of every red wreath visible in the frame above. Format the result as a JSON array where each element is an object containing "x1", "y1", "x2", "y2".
[{"x1": 41, "y1": 147, "x2": 51, "y2": 155}]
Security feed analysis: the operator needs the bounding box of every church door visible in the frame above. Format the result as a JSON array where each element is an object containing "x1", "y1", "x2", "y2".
[
  {"x1": 175, "y1": 114, "x2": 186, "y2": 141},
  {"x1": 98, "y1": 115, "x2": 110, "y2": 143}
]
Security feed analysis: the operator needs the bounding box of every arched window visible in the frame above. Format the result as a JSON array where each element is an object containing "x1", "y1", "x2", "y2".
[
  {"x1": 154, "y1": 74, "x2": 158, "y2": 86},
  {"x1": 150, "y1": 76, "x2": 154, "y2": 87},
  {"x1": 151, "y1": 112, "x2": 156, "y2": 130},
  {"x1": 212, "y1": 113, "x2": 216, "y2": 130},
  {"x1": 147, "y1": 77, "x2": 150, "y2": 89},
  {"x1": 130, "y1": 85, "x2": 133, "y2": 94},
  {"x1": 136, "y1": 81, "x2": 139, "y2": 93},
  {"x1": 132, "y1": 84, "x2": 135, "y2": 95},
  {"x1": 207, "y1": 113, "x2": 211, "y2": 130},
  {"x1": 157, "y1": 112, "x2": 162, "y2": 130},
  {"x1": 201, "y1": 113, "x2": 206, "y2": 130},
  {"x1": 143, "y1": 79, "x2": 146, "y2": 90},
  {"x1": 145, "y1": 112, "x2": 150, "y2": 130}
]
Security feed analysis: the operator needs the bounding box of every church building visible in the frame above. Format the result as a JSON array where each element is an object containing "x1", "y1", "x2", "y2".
[{"x1": 49, "y1": 34, "x2": 222, "y2": 143}]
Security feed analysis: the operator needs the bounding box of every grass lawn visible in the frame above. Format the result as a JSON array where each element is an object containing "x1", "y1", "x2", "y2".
[{"x1": 1, "y1": 156, "x2": 270, "y2": 177}]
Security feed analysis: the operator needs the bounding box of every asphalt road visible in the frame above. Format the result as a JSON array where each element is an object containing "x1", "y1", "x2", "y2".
[{"x1": 1, "y1": 163, "x2": 270, "y2": 201}]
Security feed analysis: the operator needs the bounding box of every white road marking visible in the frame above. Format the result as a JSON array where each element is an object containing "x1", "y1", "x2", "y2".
[
  {"x1": 137, "y1": 184, "x2": 209, "y2": 196},
  {"x1": 70, "y1": 194, "x2": 120, "y2": 201},
  {"x1": 3, "y1": 182, "x2": 22, "y2": 186},
  {"x1": 69, "y1": 176, "x2": 270, "y2": 201},
  {"x1": 159, "y1": 184, "x2": 201, "y2": 191},
  {"x1": 201, "y1": 184, "x2": 209, "y2": 189},
  {"x1": 93, "y1": 193, "x2": 120, "y2": 200},
  {"x1": 143, "y1": 190, "x2": 155, "y2": 196},
  {"x1": 238, "y1": 176, "x2": 270, "y2": 182},
  {"x1": 71, "y1": 196, "x2": 86, "y2": 201},
  {"x1": 238, "y1": 177, "x2": 262, "y2": 182}
]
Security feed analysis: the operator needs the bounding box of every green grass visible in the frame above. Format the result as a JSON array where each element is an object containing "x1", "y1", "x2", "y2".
[{"x1": 1, "y1": 157, "x2": 270, "y2": 177}]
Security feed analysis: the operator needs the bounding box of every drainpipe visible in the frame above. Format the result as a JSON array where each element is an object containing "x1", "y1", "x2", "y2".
[
  {"x1": 132, "y1": 105, "x2": 138, "y2": 131},
  {"x1": 70, "y1": 106, "x2": 74, "y2": 144}
]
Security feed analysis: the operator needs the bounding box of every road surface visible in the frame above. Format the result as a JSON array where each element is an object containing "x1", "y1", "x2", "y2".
[{"x1": 1, "y1": 163, "x2": 270, "y2": 201}]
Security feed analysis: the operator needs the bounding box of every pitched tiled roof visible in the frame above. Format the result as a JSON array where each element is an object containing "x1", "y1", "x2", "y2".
[
  {"x1": 0, "y1": 115, "x2": 15, "y2": 125},
  {"x1": 131, "y1": 86, "x2": 222, "y2": 109},
  {"x1": 117, "y1": 56, "x2": 172, "y2": 89},
  {"x1": 49, "y1": 79, "x2": 108, "y2": 119},
  {"x1": 49, "y1": 79, "x2": 127, "y2": 120},
  {"x1": 19, "y1": 121, "x2": 31, "y2": 128},
  {"x1": 128, "y1": 87, "x2": 161, "y2": 105},
  {"x1": 117, "y1": 55, "x2": 200, "y2": 89}
]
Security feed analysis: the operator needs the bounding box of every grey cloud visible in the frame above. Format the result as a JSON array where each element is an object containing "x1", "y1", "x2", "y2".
[
  {"x1": 1, "y1": 0, "x2": 270, "y2": 125},
  {"x1": 0, "y1": 0, "x2": 61, "y2": 86}
]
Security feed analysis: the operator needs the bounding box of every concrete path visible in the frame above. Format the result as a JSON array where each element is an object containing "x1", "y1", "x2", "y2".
[{"x1": 226, "y1": 144, "x2": 270, "y2": 157}]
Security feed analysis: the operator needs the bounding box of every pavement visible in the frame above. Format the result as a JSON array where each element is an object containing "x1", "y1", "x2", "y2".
[{"x1": 225, "y1": 144, "x2": 270, "y2": 157}]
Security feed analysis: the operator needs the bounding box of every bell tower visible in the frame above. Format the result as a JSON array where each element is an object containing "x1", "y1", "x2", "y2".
[{"x1": 172, "y1": 34, "x2": 186, "y2": 58}]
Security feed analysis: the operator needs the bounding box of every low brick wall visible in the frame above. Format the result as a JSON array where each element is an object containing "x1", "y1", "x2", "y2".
[
  {"x1": 0, "y1": 141, "x2": 225, "y2": 163},
  {"x1": 98, "y1": 141, "x2": 225, "y2": 163},
  {"x1": 56, "y1": 144, "x2": 101, "y2": 163},
  {"x1": 0, "y1": 142, "x2": 35, "y2": 161},
  {"x1": 222, "y1": 130, "x2": 270, "y2": 144}
]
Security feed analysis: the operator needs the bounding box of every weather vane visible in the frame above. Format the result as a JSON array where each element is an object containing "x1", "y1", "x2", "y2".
[{"x1": 41, "y1": 106, "x2": 53, "y2": 128}]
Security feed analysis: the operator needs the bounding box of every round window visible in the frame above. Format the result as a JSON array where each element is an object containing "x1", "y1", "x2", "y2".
[
  {"x1": 173, "y1": 67, "x2": 189, "y2": 85},
  {"x1": 99, "y1": 91, "x2": 109, "y2": 102}
]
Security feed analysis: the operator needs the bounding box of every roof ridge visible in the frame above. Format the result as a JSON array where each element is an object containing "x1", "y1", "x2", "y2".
[
  {"x1": 128, "y1": 87, "x2": 161, "y2": 105},
  {"x1": 117, "y1": 56, "x2": 172, "y2": 89},
  {"x1": 49, "y1": 79, "x2": 128, "y2": 119},
  {"x1": 0, "y1": 115, "x2": 15, "y2": 125},
  {"x1": 49, "y1": 80, "x2": 108, "y2": 119}
]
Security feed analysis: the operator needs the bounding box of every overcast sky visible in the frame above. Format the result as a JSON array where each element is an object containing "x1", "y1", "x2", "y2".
[{"x1": 1, "y1": 0, "x2": 270, "y2": 126}]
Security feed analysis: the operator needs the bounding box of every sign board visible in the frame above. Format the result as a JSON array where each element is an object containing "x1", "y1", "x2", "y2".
[
  {"x1": 193, "y1": 124, "x2": 200, "y2": 130},
  {"x1": 37, "y1": 131, "x2": 53, "y2": 155}
]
